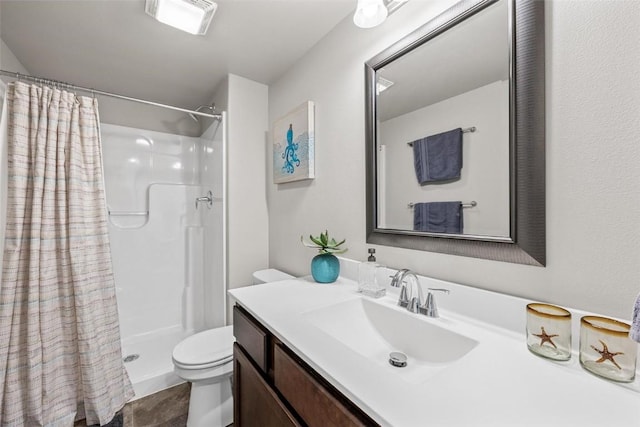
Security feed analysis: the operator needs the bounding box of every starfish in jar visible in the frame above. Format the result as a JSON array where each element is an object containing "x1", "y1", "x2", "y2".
[
  {"x1": 591, "y1": 340, "x2": 624, "y2": 370},
  {"x1": 533, "y1": 326, "x2": 558, "y2": 348}
]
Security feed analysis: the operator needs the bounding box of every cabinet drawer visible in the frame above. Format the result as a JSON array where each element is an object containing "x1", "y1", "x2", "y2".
[
  {"x1": 274, "y1": 344, "x2": 377, "y2": 427},
  {"x1": 233, "y1": 305, "x2": 268, "y2": 373},
  {"x1": 234, "y1": 344, "x2": 301, "y2": 427}
]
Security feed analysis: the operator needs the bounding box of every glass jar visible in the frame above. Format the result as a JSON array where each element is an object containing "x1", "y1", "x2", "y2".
[
  {"x1": 579, "y1": 316, "x2": 636, "y2": 383},
  {"x1": 526, "y1": 303, "x2": 572, "y2": 361}
]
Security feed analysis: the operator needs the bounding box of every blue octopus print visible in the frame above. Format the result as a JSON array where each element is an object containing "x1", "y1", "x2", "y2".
[{"x1": 282, "y1": 123, "x2": 300, "y2": 174}]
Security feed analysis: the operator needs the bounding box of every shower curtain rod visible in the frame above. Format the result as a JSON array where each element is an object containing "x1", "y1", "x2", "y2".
[{"x1": 0, "y1": 69, "x2": 222, "y2": 119}]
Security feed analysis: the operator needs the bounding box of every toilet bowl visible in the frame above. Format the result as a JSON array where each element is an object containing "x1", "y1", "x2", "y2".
[
  {"x1": 172, "y1": 268, "x2": 293, "y2": 427},
  {"x1": 172, "y1": 326, "x2": 234, "y2": 427}
]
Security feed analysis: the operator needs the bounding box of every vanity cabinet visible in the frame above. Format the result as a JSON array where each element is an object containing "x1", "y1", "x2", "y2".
[
  {"x1": 233, "y1": 343, "x2": 300, "y2": 427},
  {"x1": 233, "y1": 305, "x2": 379, "y2": 427}
]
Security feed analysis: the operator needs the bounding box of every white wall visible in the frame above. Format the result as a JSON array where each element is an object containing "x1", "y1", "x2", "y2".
[
  {"x1": 380, "y1": 80, "x2": 510, "y2": 235},
  {"x1": 0, "y1": 38, "x2": 29, "y2": 79},
  {"x1": 268, "y1": 0, "x2": 640, "y2": 320},
  {"x1": 0, "y1": 38, "x2": 29, "y2": 116},
  {"x1": 226, "y1": 74, "x2": 270, "y2": 291}
]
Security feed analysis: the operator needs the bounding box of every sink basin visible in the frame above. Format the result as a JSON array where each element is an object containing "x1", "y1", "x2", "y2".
[{"x1": 302, "y1": 297, "x2": 478, "y2": 384}]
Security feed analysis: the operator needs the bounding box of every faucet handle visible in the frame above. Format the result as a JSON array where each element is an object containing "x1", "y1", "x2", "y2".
[
  {"x1": 389, "y1": 269, "x2": 409, "y2": 288},
  {"x1": 420, "y1": 288, "x2": 450, "y2": 318},
  {"x1": 398, "y1": 284, "x2": 409, "y2": 308},
  {"x1": 408, "y1": 297, "x2": 420, "y2": 313}
]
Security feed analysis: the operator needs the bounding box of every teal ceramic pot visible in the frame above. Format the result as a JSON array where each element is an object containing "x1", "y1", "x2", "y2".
[{"x1": 311, "y1": 253, "x2": 340, "y2": 283}]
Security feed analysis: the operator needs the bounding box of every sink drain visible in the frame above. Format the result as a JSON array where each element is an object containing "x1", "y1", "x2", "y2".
[
  {"x1": 389, "y1": 352, "x2": 407, "y2": 368},
  {"x1": 123, "y1": 354, "x2": 140, "y2": 363}
]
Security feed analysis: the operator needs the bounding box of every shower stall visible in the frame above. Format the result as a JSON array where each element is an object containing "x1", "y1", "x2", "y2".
[
  {"x1": 101, "y1": 116, "x2": 227, "y2": 399},
  {"x1": 0, "y1": 69, "x2": 228, "y2": 403}
]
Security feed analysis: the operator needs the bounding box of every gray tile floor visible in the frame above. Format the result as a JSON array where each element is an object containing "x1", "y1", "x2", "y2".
[{"x1": 75, "y1": 383, "x2": 191, "y2": 427}]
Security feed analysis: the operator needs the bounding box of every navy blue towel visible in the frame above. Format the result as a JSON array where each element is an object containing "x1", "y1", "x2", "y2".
[
  {"x1": 412, "y1": 128, "x2": 463, "y2": 184},
  {"x1": 413, "y1": 202, "x2": 463, "y2": 233}
]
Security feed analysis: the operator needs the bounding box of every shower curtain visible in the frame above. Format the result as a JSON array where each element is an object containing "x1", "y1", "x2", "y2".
[{"x1": 0, "y1": 82, "x2": 133, "y2": 426}]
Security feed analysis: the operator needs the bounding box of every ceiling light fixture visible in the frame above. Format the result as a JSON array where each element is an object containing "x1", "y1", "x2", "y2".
[
  {"x1": 376, "y1": 76, "x2": 394, "y2": 94},
  {"x1": 353, "y1": 0, "x2": 409, "y2": 29},
  {"x1": 145, "y1": 0, "x2": 217, "y2": 35},
  {"x1": 353, "y1": 0, "x2": 388, "y2": 28}
]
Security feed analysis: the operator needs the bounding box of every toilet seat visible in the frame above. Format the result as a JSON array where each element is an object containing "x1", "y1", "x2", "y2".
[{"x1": 172, "y1": 325, "x2": 234, "y2": 370}]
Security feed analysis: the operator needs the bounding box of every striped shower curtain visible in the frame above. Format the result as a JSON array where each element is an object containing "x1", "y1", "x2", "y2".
[{"x1": 0, "y1": 82, "x2": 133, "y2": 426}]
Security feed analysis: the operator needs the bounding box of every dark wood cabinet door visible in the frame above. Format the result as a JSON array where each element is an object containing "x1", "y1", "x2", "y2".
[
  {"x1": 273, "y1": 344, "x2": 378, "y2": 427},
  {"x1": 234, "y1": 305, "x2": 269, "y2": 373},
  {"x1": 233, "y1": 343, "x2": 301, "y2": 427}
]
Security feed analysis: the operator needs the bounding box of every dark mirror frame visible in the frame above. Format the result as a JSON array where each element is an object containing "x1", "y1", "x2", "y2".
[{"x1": 365, "y1": 0, "x2": 545, "y2": 266}]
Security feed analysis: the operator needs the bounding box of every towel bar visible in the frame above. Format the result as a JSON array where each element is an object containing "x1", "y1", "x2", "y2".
[
  {"x1": 408, "y1": 201, "x2": 477, "y2": 209},
  {"x1": 407, "y1": 127, "x2": 476, "y2": 146}
]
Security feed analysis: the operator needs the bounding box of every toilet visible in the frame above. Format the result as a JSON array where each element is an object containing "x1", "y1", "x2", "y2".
[{"x1": 172, "y1": 268, "x2": 294, "y2": 427}]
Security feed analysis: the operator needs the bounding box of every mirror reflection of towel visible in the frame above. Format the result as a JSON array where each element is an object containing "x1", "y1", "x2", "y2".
[
  {"x1": 413, "y1": 201, "x2": 462, "y2": 233},
  {"x1": 412, "y1": 128, "x2": 462, "y2": 184}
]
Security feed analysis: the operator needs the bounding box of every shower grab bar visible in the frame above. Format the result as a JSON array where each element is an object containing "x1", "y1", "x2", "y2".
[{"x1": 108, "y1": 210, "x2": 149, "y2": 217}]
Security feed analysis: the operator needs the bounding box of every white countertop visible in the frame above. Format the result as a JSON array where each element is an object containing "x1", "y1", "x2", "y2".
[{"x1": 229, "y1": 274, "x2": 640, "y2": 427}]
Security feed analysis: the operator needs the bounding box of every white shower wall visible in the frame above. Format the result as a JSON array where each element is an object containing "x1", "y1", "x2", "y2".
[
  {"x1": 199, "y1": 115, "x2": 227, "y2": 330},
  {"x1": 101, "y1": 122, "x2": 225, "y2": 342}
]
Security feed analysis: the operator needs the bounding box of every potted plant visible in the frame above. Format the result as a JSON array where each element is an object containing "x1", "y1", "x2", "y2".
[{"x1": 301, "y1": 230, "x2": 347, "y2": 283}]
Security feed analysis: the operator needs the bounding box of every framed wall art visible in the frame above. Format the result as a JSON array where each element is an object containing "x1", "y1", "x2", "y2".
[{"x1": 272, "y1": 101, "x2": 315, "y2": 184}]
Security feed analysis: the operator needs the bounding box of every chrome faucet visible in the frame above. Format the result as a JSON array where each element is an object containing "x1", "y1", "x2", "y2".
[
  {"x1": 389, "y1": 269, "x2": 423, "y2": 314},
  {"x1": 390, "y1": 269, "x2": 410, "y2": 307},
  {"x1": 421, "y1": 288, "x2": 450, "y2": 318},
  {"x1": 390, "y1": 269, "x2": 450, "y2": 317}
]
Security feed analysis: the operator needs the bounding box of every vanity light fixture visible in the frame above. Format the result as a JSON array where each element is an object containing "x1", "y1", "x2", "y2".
[
  {"x1": 145, "y1": 0, "x2": 217, "y2": 35},
  {"x1": 353, "y1": 0, "x2": 409, "y2": 29}
]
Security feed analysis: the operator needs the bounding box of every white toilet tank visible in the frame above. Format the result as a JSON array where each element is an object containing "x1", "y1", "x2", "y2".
[{"x1": 252, "y1": 268, "x2": 293, "y2": 285}]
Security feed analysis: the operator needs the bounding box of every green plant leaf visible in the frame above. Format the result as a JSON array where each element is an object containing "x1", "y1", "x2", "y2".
[
  {"x1": 320, "y1": 231, "x2": 328, "y2": 246},
  {"x1": 301, "y1": 235, "x2": 319, "y2": 249},
  {"x1": 324, "y1": 247, "x2": 348, "y2": 254},
  {"x1": 303, "y1": 230, "x2": 347, "y2": 253},
  {"x1": 310, "y1": 235, "x2": 324, "y2": 247}
]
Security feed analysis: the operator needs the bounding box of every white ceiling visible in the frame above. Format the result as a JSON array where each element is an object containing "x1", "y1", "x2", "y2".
[{"x1": 0, "y1": 0, "x2": 355, "y2": 135}]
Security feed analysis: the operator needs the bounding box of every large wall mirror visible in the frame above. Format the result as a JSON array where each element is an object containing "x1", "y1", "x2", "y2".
[{"x1": 365, "y1": 0, "x2": 545, "y2": 266}]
